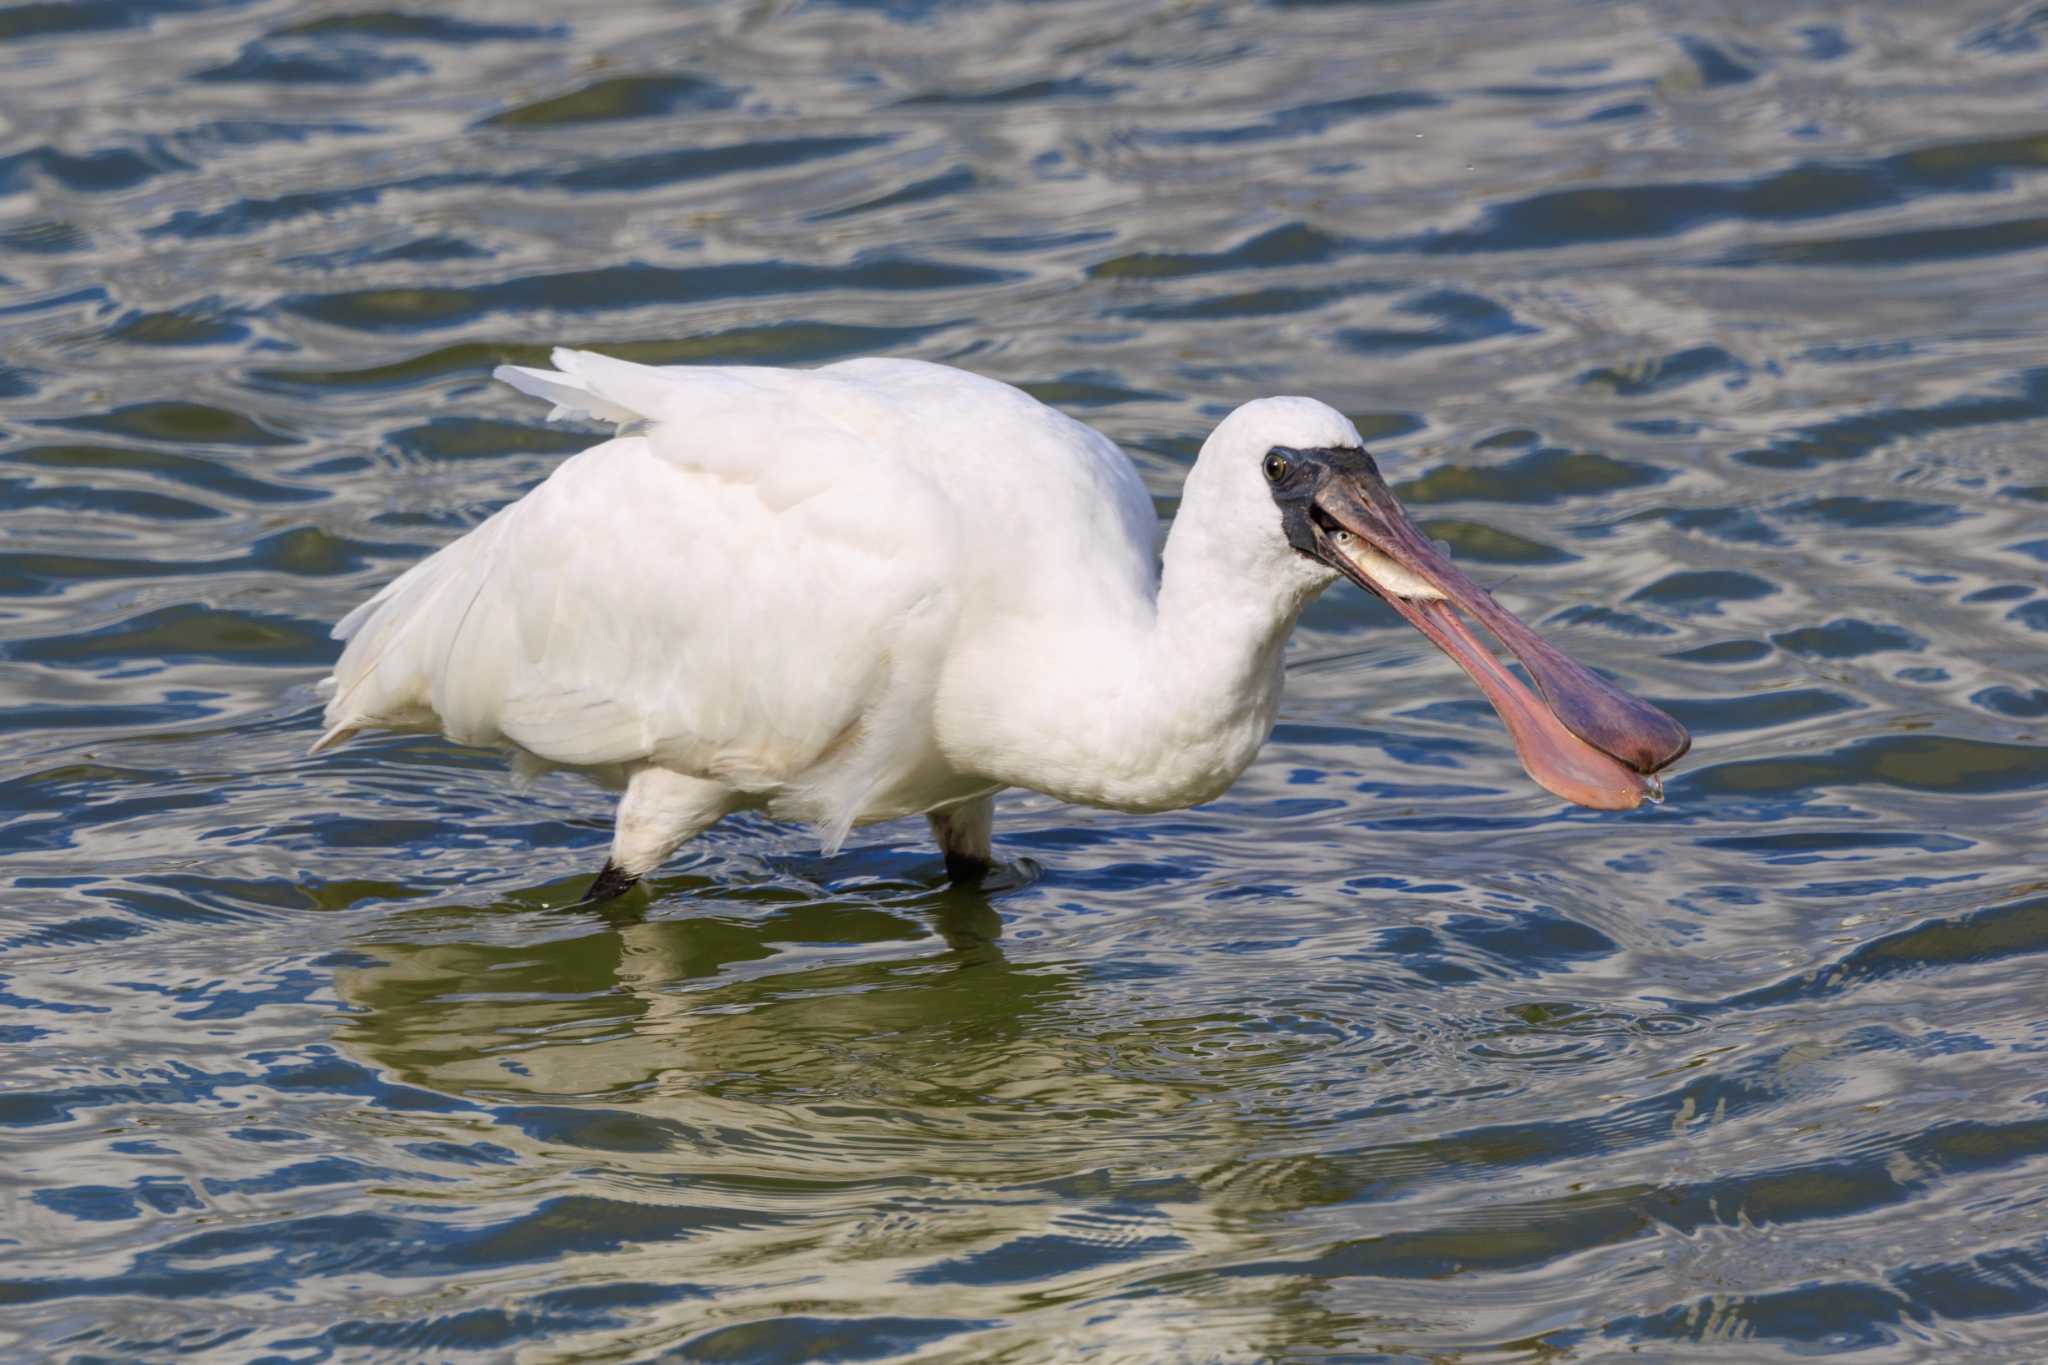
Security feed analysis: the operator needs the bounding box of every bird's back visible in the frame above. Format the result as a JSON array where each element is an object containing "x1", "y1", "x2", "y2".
[{"x1": 318, "y1": 351, "x2": 1160, "y2": 841}]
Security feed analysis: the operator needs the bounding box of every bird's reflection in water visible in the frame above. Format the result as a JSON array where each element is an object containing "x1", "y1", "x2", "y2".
[
  {"x1": 324, "y1": 856, "x2": 1379, "y2": 1354},
  {"x1": 328, "y1": 857, "x2": 1116, "y2": 1162}
]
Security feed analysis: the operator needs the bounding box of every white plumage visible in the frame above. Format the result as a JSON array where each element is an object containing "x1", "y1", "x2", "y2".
[{"x1": 316, "y1": 349, "x2": 1401, "y2": 895}]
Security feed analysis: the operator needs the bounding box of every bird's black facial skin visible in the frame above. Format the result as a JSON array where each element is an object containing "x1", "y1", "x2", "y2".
[{"x1": 1263, "y1": 444, "x2": 1389, "y2": 569}]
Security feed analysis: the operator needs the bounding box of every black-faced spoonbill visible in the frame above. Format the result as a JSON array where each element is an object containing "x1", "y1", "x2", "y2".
[{"x1": 316, "y1": 350, "x2": 1689, "y2": 904}]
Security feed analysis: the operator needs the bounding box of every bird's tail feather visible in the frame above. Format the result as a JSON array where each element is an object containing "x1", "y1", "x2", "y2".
[
  {"x1": 308, "y1": 723, "x2": 357, "y2": 755},
  {"x1": 494, "y1": 348, "x2": 677, "y2": 427}
]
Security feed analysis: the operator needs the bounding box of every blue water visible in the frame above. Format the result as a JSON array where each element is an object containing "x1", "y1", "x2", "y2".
[{"x1": 3, "y1": 1, "x2": 2048, "y2": 1359}]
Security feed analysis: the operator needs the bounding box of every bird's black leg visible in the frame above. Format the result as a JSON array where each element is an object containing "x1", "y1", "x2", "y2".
[
  {"x1": 942, "y1": 849, "x2": 993, "y2": 886},
  {"x1": 572, "y1": 860, "x2": 640, "y2": 908},
  {"x1": 928, "y1": 795, "x2": 996, "y2": 888}
]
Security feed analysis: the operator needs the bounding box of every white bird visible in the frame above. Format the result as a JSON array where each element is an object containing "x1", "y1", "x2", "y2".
[{"x1": 317, "y1": 350, "x2": 1687, "y2": 904}]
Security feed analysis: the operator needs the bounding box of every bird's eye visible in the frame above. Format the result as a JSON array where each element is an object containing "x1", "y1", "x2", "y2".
[{"x1": 1263, "y1": 451, "x2": 1290, "y2": 484}]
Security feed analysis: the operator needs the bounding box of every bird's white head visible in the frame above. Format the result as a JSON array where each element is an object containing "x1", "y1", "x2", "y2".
[
  {"x1": 1181, "y1": 396, "x2": 1412, "y2": 601},
  {"x1": 1172, "y1": 392, "x2": 1692, "y2": 812}
]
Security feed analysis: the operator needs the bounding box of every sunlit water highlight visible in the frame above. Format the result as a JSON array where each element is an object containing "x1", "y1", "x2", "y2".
[{"x1": 3, "y1": 1, "x2": 2048, "y2": 1359}]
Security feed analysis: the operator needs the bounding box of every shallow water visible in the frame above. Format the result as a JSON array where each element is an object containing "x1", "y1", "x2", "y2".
[{"x1": 3, "y1": 1, "x2": 2047, "y2": 1359}]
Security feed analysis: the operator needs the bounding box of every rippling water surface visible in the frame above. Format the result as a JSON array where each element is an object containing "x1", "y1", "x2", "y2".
[{"x1": 4, "y1": 1, "x2": 2048, "y2": 1359}]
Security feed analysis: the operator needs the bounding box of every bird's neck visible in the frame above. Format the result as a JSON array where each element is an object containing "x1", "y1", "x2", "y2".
[{"x1": 951, "y1": 516, "x2": 1326, "y2": 812}]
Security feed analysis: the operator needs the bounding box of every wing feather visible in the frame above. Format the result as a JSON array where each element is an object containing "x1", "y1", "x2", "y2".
[{"x1": 322, "y1": 419, "x2": 956, "y2": 787}]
